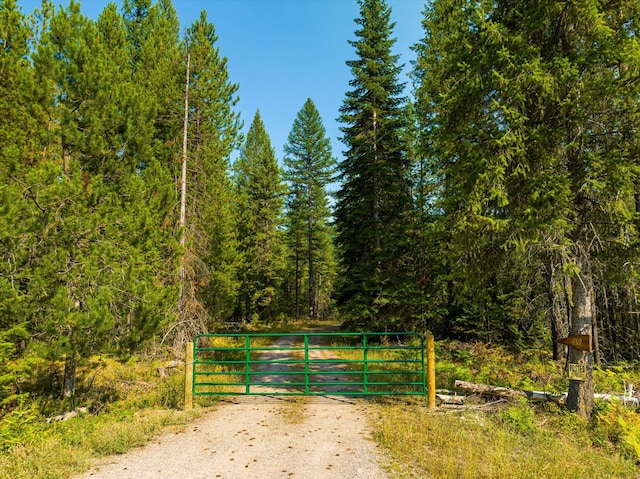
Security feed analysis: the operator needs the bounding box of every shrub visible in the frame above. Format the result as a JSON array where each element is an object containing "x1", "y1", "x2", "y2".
[
  {"x1": 496, "y1": 399, "x2": 538, "y2": 435},
  {"x1": 0, "y1": 402, "x2": 48, "y2": 451},
  {"x1": 594, "y1": 402, "x2": 640, "y2": 462}
]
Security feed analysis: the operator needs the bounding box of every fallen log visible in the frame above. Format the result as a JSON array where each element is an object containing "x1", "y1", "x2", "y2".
[
  {"x1": 454, "y1": 380, "x2": 639, "y2": 406},
  {"x1": 594, "y1": 393, "x2": 639, "y2": 406},
  {"x1": 455, "y1": 380, "x2": 526, "y2": 398},
  {"x1": 454, "y1": 380, "x2": 567, "y2": 403},
  {"x1": 46, "y1": 407, "x2": 89, "y2": 423},
  {"x1": 435, "y1": 393, "x2": 466, "y2": 405}
]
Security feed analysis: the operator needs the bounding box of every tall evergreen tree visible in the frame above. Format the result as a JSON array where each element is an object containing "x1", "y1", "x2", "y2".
[
  {"x1": 234, "y1": 111, "x2": 286, "y2": 322},
  {"x1": 180, "y1": 11, "x2": 243, "y2": 335},
  {"x1": 0, "y1": 0, "x2": 42, "y2": 406},
  {"x1": 122, "y1": 0, "x2": 182, "y2": 170},
  {"x1": 283, "y1": 185, "x2": 307, "y2": 320},
  {"x1": 335, "y1": 0, "x2": 410, "y2": 329},
  {"x1": 20, "y1": 0, "x2": 179, "y2": 399},
  {"x1": 0, "y1": 0, "x2": 41, "y2": 175},
  {"x1": 414, "y1": 0, "x2": 640, "y2": 417},
  {"x1": 283, "y1": 98, "x2": 337, "y2": 321}
]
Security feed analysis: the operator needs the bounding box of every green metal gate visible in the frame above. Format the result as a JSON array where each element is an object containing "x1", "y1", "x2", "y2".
[{"x1": 189, "y1": 332, "x2": 427, "y2": 397}]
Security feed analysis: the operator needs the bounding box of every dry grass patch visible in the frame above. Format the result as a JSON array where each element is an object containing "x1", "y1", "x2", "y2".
[
  {"x1": 280, "y1": 397, "x2": 306, "y2": 424},
  {"x1": 373, "y1": 402, "x2": 639, "y2": 479},
  {"x1": 0, "y1": 408, "x2": 196, "y2": 479}
]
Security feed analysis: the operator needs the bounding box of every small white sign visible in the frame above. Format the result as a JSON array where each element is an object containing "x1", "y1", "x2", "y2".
[{"x1": 568, "y1": 363, "x2": 586, "y2": 381}]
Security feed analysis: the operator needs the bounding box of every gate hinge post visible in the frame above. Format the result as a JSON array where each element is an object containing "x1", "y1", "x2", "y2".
[{"x1": 185, "y1": 341, "x2": 194, "y2": 411}]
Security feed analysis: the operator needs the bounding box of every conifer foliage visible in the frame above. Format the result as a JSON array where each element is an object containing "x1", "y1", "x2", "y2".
[
  {"x1": 3, "y1": 0, "x2": 640, "y2": 419},
  {"x1": 234, "y1": 111, "x2": 286, "y2": 322},
  {"x1": 335, "y1": 0, "x2": 410, "y2": 329},
  {"x1": 0, "y1": 0, "x2": 240, "y2": 406},
  {"x1": 283, "y1": 99, "x2": 337, "y2": 321},
  {"x1": 176, "y1": 11, "x2": 243, "y2": 343},
  {"x1": 413, "y1": 0, "x2": 640, "y2": 416}
]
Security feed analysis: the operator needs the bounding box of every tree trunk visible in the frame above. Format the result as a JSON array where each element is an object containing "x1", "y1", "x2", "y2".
[
  {"x1": 294, "y1": 246, "x2": 300, "y2": 321},
  {"x1": 545, "y1": 256, "x2": 567, "y2": 361},
  {"x1": 592, "y1": 290, "x2": 602, "y2": 368},
  {"x1": 602, "y1": 286, "x2": 618, "y2": 360},
  {"x1": 62, "y1": 353, "x2": 77, "y2": 400},
  {"x1": 308, "y1": 183, "x2": 315, "y2": 321},
  {"x1": 372, "y1": 110, "x2": 380, "y2": 251},
  {"x1": 178, "y1": 52, "x2": 190, "y2": 320},
  {"x1": 63, "y1": 149, "x2": 70, "y2": 177},
  {"x1": 565, "y1": 251, "x2": 595, "y2": 418}
]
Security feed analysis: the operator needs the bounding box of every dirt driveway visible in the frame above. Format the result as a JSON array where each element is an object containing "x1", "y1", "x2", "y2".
[{"x1": 76, "y1": 334, "x2": 389, "y2": 479}]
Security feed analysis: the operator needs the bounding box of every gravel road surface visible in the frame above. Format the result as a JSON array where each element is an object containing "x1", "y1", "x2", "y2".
[{"x1": 75, "y1": 334, "x2": 389, "y2": 479}]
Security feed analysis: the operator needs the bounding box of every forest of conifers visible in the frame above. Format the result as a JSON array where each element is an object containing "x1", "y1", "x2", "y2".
[{"x1": 1, "y1": 0, "x2": 640, "y2": 411}]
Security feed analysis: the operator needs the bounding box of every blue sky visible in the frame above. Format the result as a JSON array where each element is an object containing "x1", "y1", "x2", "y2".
[{"x1": 18, "y1": 0, "x2": 426, "y2": 163}]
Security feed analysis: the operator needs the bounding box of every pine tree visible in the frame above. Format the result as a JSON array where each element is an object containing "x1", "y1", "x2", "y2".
[
  {"x1": 0, "y1": 0, "x2": 41, "y2": 406},
  {"x1": 181, "y1": 11, "x2": 243, "y2": 333},
  {"x1": 283, "y1": 98, "x2": 337, "y2": 321},
  {"x1": 283, "y1": 186, "x2": 307, "y2": 320},
  {"x1": 335, "y1": 0, "x2": 410, "y2": 329},
  {"x1": 21, "y1": 0, "x2": 179, "y2": 400},
  {"x1": 0, "y1": 0, "x2": 42, "y2": 175},
  {"x1": 122, "y1": 0, "x2": 182, "y2": 169},
  {"x1": 234, "y1": 111, "x2": 286, "y2": 322},
  {"x1": 414, "y1": 0, "x2": 640, "y2": 417}
]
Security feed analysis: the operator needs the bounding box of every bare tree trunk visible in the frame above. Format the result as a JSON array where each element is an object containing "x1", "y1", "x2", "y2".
[
  {"x1": 295, "y1": 247, "x2": 300, "y2": 321},
  {"x1": 178, "y1": 52, "x2": 190, "y2": 317}
]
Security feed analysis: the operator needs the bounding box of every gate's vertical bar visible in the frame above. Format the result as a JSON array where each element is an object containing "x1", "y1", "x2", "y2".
[
  {"x1": 304, "y1": 334, "x2": 310, "y2": 394},
  {"x1": 426, "y1": 332, "x2": 436, "y2": 409},
  {"x1": 185, "y1": 341, "x2": 194, "y2": 411},
  {"x1": 421, "y1": 334, "x2": 427, "y2": 396},
  {"x1": 245, "y1": 335, "x2": 251, "y2": 394},
  {"x1": 363, "y1": 334, "x2": 368, "y2": 395}
]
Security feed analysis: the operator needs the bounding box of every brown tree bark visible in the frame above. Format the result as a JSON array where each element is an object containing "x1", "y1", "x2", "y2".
[{"x1": 565, "y1": 251, "x2": 595, "y2": 417}]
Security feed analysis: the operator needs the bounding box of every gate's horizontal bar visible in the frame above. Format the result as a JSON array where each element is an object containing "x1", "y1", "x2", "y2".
[
  {"x1": 194, "y1": 346, "x2": 422, "y2": 353},
  {"x1": 195, "y1": 332, "x2": 422, "y2": 337},
  {"x1": 194, "y1": 358, "x2": 422, "y2": 364},
  {"x1": 193, "y1": 371, "x2": 426, "y2": 377},
  {"x1": 193, "y1": 391, "x2": 425, "y2": 397}
]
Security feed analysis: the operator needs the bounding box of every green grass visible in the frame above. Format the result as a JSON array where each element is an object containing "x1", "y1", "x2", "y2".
[
  {"x1": 370, "y1": 340, "x2": 640, "y2": 479},
  {"x1": 375, "y1": 406, "x2": 640, "y2": 479},
  {"x1": 2, "y1": 328, "x2": 638, "y2": 479},
  {"x1": 372, "y1": 400, "x2": 639, "y2": 479},
  {"x1": 0, "y1": 349, "x2": 202, "y2": 479},
  {"x1": 0, "y1": 404, "x2": 197, "y2": 479}
]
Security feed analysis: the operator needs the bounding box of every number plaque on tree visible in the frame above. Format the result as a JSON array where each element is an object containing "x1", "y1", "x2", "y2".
[{"x1": 568, "y1": 362, "x2": 587, "y2": 381}]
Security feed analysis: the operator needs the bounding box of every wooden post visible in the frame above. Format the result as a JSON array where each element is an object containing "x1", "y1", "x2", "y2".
[
  {"x1": 426, "y1": 333, "x2": 436, "y2": 409},
  {"x1": 185, "y1": 341, "x2": 194, "y2": 411}
]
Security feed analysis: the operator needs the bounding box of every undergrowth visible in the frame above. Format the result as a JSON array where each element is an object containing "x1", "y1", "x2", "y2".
[
  {"x1": 373, "y1": 399, "x2": 640, "y2": 479},
  {"x1": 0, "y1": 319, "x2": 324, "y2": 479},
  {"x1": 1, "y1": 327, "x2": 638, "y2": 479},
  {"x1": 373, "y1": 340, "x2": 640, "y2": 478},
  {"x1": 0, "y1": 350, "x2": 198, "y2": 479}
]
